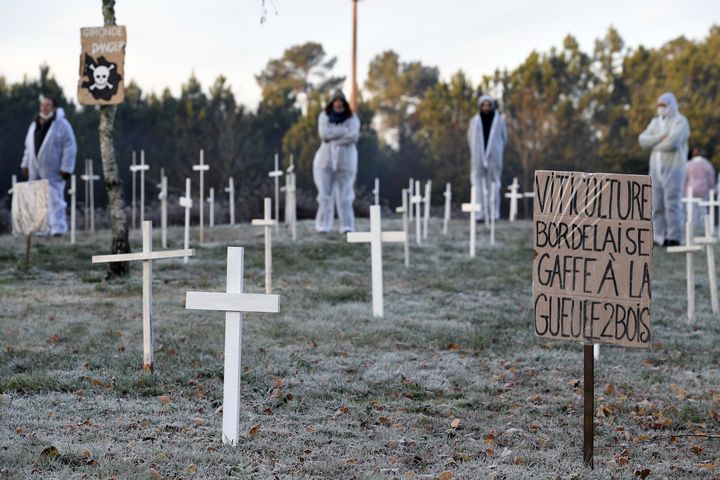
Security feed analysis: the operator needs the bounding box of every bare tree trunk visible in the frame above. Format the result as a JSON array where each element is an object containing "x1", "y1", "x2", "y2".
[{"x1": 100, "y1": 0, "x2": 130, "y2": 277}]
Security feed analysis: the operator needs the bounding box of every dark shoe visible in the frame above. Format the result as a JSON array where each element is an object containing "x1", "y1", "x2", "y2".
[{"x1": 664, "y1": 239, "x2": 680, "y2": 247}]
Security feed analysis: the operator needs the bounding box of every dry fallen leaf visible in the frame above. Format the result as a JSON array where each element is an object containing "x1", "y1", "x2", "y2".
[
  {"x1": 605, "y1": 383, "x2": 615, "y2": 395},
  {"x1": 184, "y1": 463, "x2": 197, "y2": 474},
  {"x1": 514, "y1": 456, "x2": 525, "y2": 465},
  {"x1": 248, "y1": 424, "x2": 261, "y2": 437},
  {"x1": 634, "y1": 468, "x2": 651, "y2": 479},
  {"x1": 157, "y1": 395, "x2": 171, "y2": 405},
  {"x1": 149, "y1": 467, "x2": 163, "y2": 480},
  {"x1": 437, "y1": 471, "x2": 454, "y2": 480},
  {"x1": 450, "y1": 418, "x2": 461, "y2": 429},
  {"x1": 40, "y1": 446, "x2": 60, "y2": 459}
]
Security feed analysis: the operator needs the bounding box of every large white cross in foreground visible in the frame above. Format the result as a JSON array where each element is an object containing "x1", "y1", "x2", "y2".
[
  {"x1": 130, "y1": 150, "x2": 150, "y2": 225},
  {"x1": 92, "y1": 221, "x2": 194, "y2": 372},
  {"x1": 193, "y1": 150, "x2": 210, "y2": 243},
  {"x1": 347, "y1": 205, "x2": 406, "y2": 317},
  {"x1": 185, "y1": 247, "x2": 280, "y2": 445},
  {"x1": 462, "y1": 186, "x2": 482, "y2": 258},
  {"x1": 668, "y1": 188, "x2": 703, "y2": 324},
  {"x1": 269, "y1": 154, "x2": 283, "y2": 233},
  {"x1": 251, "y1": 198, "x2": 276, "y2": 293}
]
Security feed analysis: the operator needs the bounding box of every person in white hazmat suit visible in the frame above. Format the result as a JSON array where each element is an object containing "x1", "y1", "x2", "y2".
[
  {"x1": 467, "y1": 94, "x2": 507, "y2": 220},
  {"x1": 20, "y1": 95, "x2": 77, "y2": 236},
  {"x1": 638, "y1": 92, "x2": 690, "y2": 247},
  {"x1": 313, "y1": 90, "x2": 360, "y2": 233}
]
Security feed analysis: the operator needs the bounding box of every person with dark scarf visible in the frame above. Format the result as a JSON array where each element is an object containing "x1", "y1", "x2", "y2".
[
  {"x1": 20, "y1": 94, "x2": 77, "y2": 235},
  {"x1": 312, "y1": 90, "x2": 361, "y2": 233},
  {"x1": 467, "y1": 94, "x2": 507, "y2": 221}
]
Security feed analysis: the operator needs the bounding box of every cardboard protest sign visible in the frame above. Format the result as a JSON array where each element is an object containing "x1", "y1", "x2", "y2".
[
  {"x1": 532, "y1": 171, "x2": 653, "y2": 349},
  {"x1": 77, "y1": 26, "x2": 126, "y2": 105},
  {"x1": 12, "y1": 180, "x2": 49, "y2": 236}
]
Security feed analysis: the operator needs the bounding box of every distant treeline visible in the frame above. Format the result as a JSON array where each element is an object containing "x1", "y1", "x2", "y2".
[{"x1": 1, "y1": 26, "x2": 718, "y2": 220}]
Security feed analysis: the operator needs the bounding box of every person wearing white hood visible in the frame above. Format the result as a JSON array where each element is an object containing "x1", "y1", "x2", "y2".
[
  {"x1": 639, "y1": 92, "x2": 690, "y2": 247},
  {"x1": 20, "y1": 94, "x2": 77, "y2": 236},
  {"x1": 467, "y1": 94, "x2": 507, "y2": 221},
  {"x1": 313, "y1": 90, "x2": 361, "y2": 233}
]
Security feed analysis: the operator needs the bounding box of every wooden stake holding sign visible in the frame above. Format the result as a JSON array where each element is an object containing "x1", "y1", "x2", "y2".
[
  {"x1": 347, "y1": 205, "x2": 406, "y2": 318},
  {"x1": 77, "y1": 26, "x2": 126, "y2": 106},
  {"x1": 11, "y1": 180, "x2": 49, "y2": 272},
  {"x1": 93, "y1": 221, "x2": 194, "y2": 372},
  {"x1": 533, "y1": 170, "x2": 653, "y2": 468},
  {"x1": 185, "y1": 247, "x2": 279, "y2": 445},
  {"x1": 251, "y1": 198, "x2": 276, "y2": 294}
]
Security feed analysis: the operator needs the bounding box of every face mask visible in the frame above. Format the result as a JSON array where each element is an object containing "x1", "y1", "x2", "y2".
[
  {"x1": 657, "y1": 106, "x2": 668, "y2": 117},
  {"x1": 39, "y1": 110, "x2": 54, "y2": 120}
]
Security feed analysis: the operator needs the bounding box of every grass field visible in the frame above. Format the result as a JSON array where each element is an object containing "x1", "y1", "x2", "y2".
[{"x1": 0, "y1": 218, "x2": 718, "y2": 479}]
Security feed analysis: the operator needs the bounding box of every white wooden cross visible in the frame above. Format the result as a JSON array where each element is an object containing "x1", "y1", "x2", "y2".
[
  {"x1": 185, "y1": 247, "x2": 279, "y2": 445},
  {"x1": 68, "y1": 174, "x2": 76, "y2": 244},
  {"x1": 411, "y1": 180, "x2": 423, "y2": 245},
  {"x1": 347, "y1": 205, "x2": 406, "y2": 317},
  {"x1": 208, "y1": 187, "x2": 215, "y2": 228},
  {"x1": 269, "y1": 154, "x2": 283, "y2": 233},
  {"x1": 423, "y1": 180, "x2": 432, "y2": 240},
  {"x1": 505, "y1": 177, "x2": 523, "y2": 222},
  {"x1": 81, "y1": 159, "x2": 99, "y2": 233},
  {"x1": 442, "y1": 182, "x2": 451, "y2": 235},
  {"x1": 701, "y1": 189, "x2": 720, "y2": 239},
  {"x1": 130, "y1": 151, "x2": 137, "y2": 229},
  {"x1": 668, "y1": 188, "x2": 703, "y2": 324},
  {"x1": 129, "y1": 150, "x2": 149, "y2": 225},
  {"x1": 156, "y1": 169, "x2": 168, "y2": 248},
  {"x1": 462, "y1": 186, "x2": 482, "y2": 258},
  {"x1": 179, "y1": 178, "x2": 193, "y2": 264},
  {"x1": 395, "y1": 188, "x2": 410, "y2": 267},
  {"x1": 251, "y1": 198, "x2": 276, "y2": 293},
  {"x1": 372, "y1": 178, "x2": 380, "y2": 206},
  {"x1": 697, "y1": 193, "x2": 719, "y2": 314},
  {"x1": 408, "y1": 177, "x2": 414, "y2": 222},
  {"x1": 281, "y1": 159, "x2": 297, "y2": 241},
  {"x1": 193, "y1": 149, "x2": 209, "y2": 243},
  {"x1": 225, "y1": 177, "x2": 235, "y2": 226},
  {"x1": 93, "y1": 221, "x2": 194, "y2": 372}
]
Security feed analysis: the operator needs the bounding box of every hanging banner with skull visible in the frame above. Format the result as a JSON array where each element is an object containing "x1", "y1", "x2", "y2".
[{"x1": 77, "y1": 25, "x2": 126, "y2": 105}]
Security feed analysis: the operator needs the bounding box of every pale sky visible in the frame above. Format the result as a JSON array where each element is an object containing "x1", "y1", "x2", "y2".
[{"x1": 0, "y1": 0, "x2": 718, "y2": 108}]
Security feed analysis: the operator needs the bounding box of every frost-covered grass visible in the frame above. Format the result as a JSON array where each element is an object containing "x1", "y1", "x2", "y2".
[{"x1": 0, "y1": 218, "x2": 718, "y2": 479}]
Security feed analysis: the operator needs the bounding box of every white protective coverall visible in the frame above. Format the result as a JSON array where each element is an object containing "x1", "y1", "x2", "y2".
[
  {"x1": 313, "y1": 104, "x2": 361, "y2": 233},
  {"x1": 638, "y1": 92, "x2": 690, "y2": 244},
  {"x1": 467, "y1": 95, "x2": 507, "y2": 220},
  {"x1": 20, "y1": 108, "x2": 77, "y2": 235}
]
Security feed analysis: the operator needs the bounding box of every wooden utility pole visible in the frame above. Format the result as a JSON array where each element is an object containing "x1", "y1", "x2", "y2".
[{"x1": 351, "y1": 0, "x2": 358, "y2": 111}]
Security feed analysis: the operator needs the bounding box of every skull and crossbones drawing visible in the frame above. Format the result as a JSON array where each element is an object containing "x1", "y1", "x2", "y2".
[{"x1": 89, "y1": 64, "x2": 115, "y2": 90}]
